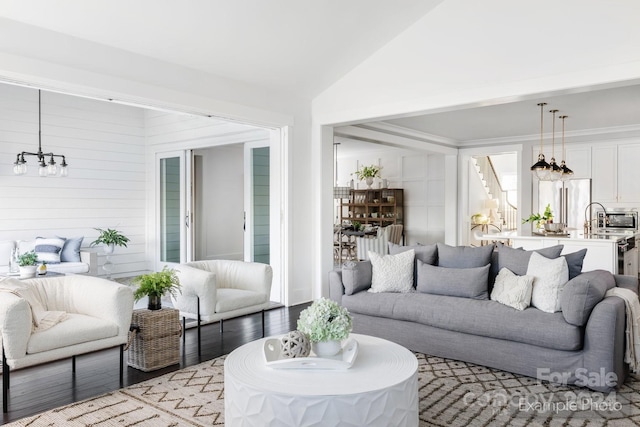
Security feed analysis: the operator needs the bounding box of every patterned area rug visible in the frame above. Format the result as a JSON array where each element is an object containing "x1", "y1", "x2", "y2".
[{"x1": 8, "y1": 353, "x2": 640, "y2": 426}]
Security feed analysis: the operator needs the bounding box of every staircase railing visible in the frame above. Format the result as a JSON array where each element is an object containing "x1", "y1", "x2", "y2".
[{"x1": 474, "y1": 156, "x2": 518, "y2": 231}]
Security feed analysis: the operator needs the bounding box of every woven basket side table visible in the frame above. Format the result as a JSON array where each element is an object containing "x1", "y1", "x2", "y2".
[{"x1": 128, "y1": 308, "x2": 181, "y2": 372}]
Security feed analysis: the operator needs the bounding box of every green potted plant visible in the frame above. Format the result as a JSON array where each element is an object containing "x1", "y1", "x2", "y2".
[
  {"x1": 297, "y1": 297, "x2": 352, "y2": 357},
  {"x1": 90, "y1": 227, "x2": 130, "y2": 254},
  {"x1": 353, "y1": 165, "x2": 382, "y2": 188},
  {"x1": 17, "y1": 250, "x2": 39, "y2": 278},
  {"x1": 132, "y1": 266, "x2": 181, "y2": 310},
  {"x1": 523, "y1": 203, "x2": 553, "y2": 230}
]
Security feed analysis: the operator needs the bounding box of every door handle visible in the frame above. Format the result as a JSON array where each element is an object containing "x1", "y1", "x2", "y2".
[{"x1": 185, "y1": 213, "x2": 190, "y2": 228}]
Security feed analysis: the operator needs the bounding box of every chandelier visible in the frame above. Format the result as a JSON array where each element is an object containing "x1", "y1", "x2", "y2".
[
  {"x1": 530, "y1": 102, "x2": 551, "y2": 180},
  {"x1": 13, "y1": 90, "x2": 68, "y2": 177}
]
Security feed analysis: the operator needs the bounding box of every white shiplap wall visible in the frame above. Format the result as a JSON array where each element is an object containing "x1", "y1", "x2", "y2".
[{"x1": 0, "y1": 84, "x2": 147, "y2": 277}]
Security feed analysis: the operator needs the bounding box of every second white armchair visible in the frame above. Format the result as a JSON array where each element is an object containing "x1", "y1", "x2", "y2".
[{"x1": 171, "y1": 260, "x2": 273, "y2": 354}]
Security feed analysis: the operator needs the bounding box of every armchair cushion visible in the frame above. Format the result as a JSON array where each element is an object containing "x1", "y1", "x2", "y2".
[
  {"x1": 173, "y1": 260, "x2": 273, "y2": 323},
  {"x1": 27, "y1": 313, "x2": 117, "y2": 354}
]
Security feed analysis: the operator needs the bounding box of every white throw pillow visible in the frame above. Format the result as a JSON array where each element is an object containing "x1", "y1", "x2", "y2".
[
  {"x1": 368, "y1": 249, "x2": 414, "y2": 293},
  {"x1": 490, "y1": 268, "x2": 534, "y2": 310},
  {"x1": 34, "y1": 237, "x2": 66, "y2": 264},
  {"x1": 526, "y1": 251, "x2": 569, "y2": 313}
]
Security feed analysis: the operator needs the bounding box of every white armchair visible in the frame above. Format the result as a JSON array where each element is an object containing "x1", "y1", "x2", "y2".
[
  {"x1": 0, "y1": 275, "x2": 133, "y2": 412},
  {"x1": 171, "y1": 260, "x2": 273, "y2": 354}
]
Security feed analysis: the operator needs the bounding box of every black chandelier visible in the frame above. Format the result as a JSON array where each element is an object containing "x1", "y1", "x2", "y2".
[{"x1": 13, "y1": 90, "x2": 68, "y2": 177}]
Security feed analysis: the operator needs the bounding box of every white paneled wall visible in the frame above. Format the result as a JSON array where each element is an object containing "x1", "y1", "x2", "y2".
[
  {"x1": 0, "y1": 84, "x2": 146, "y2": 277},
  {"x1": 338, "y1": 147, "x2": 445, "y2": 245}
]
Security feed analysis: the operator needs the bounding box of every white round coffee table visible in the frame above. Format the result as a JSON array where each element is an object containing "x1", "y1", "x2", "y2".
[{"x1": 224, "y1": 333, "x2": 418, "y2": 427}]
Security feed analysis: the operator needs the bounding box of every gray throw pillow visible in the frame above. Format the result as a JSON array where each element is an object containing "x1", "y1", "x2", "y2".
[
  {"x1": 59, "y1": 236, "x2": 84, "y2": 263},
  {"x1": 559, "y1": 270, "x2": 614, "y2": 326},
  {"x1": 497, "y1": 244, "x2": 564, "y2": 276},
  {"x1": 436, "y1": 243, "x2": 494, "y2": 268},
  {"x1": 388, "y1": 242, "x2": 437, "y2": 265},
  {"x1": 563, "y1": 248, "x2": 587, "y2": 280},
  {"x1": 342, "y1": 261, "x2": 372, "y2": 295},
  {"x1": 416, "y1": 259, "x2": 490, "y2": 300},
  {"x1": 389, "y1": 242, "x2": 438, "y2": 287}
]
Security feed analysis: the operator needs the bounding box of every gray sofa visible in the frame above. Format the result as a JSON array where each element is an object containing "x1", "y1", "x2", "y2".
[{"x1": 329, "y1": 242, "x2": 639, "y2": 392}]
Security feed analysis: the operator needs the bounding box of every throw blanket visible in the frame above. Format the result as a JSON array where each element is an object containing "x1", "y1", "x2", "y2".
[
  {"x1": 605, "y1": 287, "x2": 640, "y2": 373},
  {"x1": 0, "y1": 279, "x2": 67, "y2": 333}
]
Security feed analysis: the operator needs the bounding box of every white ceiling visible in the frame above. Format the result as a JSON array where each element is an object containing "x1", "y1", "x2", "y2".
[
  {"x1": 0, "y1": 0, "x2": 443, "y2": 99},
  {"x1": 1, "y1": 0, "x2": 639, "y2": 147}
]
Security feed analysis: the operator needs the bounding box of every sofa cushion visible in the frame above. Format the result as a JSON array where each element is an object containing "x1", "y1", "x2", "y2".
[
  {"x1": 46, "y1": 262, "x2": 89, "y2": 274},
  {"x1": 560, "y1": 270, "x2": 613, "y2": 326},
  {"x1": 563, "y1": 248, "x2": 588, "y2": 280},
  {"x1": 59, "y1": 236, "x2": 84, "y2": 263},
  {"x1": 490, "y1": 268, "x2": 534, "y2": 310},
  {"x1": 369, "y1": 249, "x2": 414, "y2": 293},
  {"x1": 497, "y1": 244, "x2": 564, "y2": 276},
  {"x1": 436, "y1": 243, "x2": 493, "y2": 268},
  {"x1": 342, "y1": 261, "x2": 372, "y2": 295},
  {"x1": 416, "y1": 260, "x2": 489, "y2": 300},
  {"x1": 342, "y1": 291, "x2": 582, "y2": 351},
  {"x1": 34, "y1": 237, "x2": 66, "y2": 264},
  {"x1": 527, "y1": 252, "x2": 569, "y2": 313}
]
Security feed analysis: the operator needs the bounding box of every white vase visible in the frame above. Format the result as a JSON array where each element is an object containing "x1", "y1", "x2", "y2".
[
  {"x1": 312, "y1": 340, "x2": 342, "y2": 357},
  {"x1": 19, "y1": 265, "x2": 37, "y2": 278},
  {"x1": 104, "y1": 243, "x2": 115, "y2": 255},
  {"x1": 365, "y1": 177, "x2": 374, "y2": 188}
]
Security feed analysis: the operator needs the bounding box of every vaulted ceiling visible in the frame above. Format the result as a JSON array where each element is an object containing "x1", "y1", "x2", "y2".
[{"x1": 1, "y1": 0, "x2": 639, "y2": 147}]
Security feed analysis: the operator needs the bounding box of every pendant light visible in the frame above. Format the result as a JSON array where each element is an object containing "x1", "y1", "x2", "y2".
[
  {"x1": 531, "y1": 102, "x2": 551, "y2": 180},
  {"x1": 13, "y1": 90, "x2": 68, "y2": 177},
  {"x1": 548, "y1": 109, "x2": 563, "y2": 181},
  {"x1": 559, "y1": 115, "x2": 574, "y2": 180}
]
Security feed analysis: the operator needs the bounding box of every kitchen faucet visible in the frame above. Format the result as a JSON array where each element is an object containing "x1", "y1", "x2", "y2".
[{"x1": 584, "y1": 202, "x2": 607, "y2": 234}]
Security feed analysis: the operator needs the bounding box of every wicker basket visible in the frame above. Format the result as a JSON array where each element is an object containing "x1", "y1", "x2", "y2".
[{"x1": 127, "y1": 308, "x2": 181, "y2": 372}]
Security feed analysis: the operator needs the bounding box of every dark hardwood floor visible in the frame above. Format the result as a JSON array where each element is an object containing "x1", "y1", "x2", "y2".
[{"x1": 1, "y1": 303, "x2": 310, "y2": 424}]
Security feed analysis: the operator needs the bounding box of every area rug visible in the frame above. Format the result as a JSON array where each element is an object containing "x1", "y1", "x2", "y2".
[{"x1": 8, "y1": 353, "x2": 640, "y2": 426}]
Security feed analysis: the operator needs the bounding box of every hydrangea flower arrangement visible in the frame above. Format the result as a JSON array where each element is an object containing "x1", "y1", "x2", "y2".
[{"x1": 297, "y1": 297, "x2": 352, "y2": 343}]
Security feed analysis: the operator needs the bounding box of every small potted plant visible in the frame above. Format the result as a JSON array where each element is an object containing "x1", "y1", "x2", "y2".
[
  {"x1": 353, "y1": 165, "x2": 382, "y2": 188},
  {"x1": 297, "y1": 297, "x2": 352, "y2": 357},
  {"x1": 132, "y1": 266, "x2": 181, "y2": 310},
  {"x1": 17, "y1": 250, "x2": 39, "y2": 278},
  {"x1": 90, "y1": 227, "x2": 130, "y2": 254}
]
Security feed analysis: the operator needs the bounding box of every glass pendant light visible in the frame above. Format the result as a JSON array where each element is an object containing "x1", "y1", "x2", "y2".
[
  {"x1": 531, "y1": 102, "x2": 551, "y2": 180},
  {"x1": 559, "y1": 115, "x2": 574, "y2": 180},
  {"x1": 548, "y1": 109, "x2": 563, "y2": 181}
]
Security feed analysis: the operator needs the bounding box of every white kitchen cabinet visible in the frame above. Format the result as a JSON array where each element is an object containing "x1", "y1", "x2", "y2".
[
  {"x1": 591, "y1": 145, "x2": 617, "y2": 203},
  {"x1": 592, "y1": 143, "x2": 640, "y2": 203},
  {"x1": 508, "y1": 236, "x2": 619, "y2": 274},
  {"x1": 564, "y1": 146, "x2": 591, "y2": 180}
]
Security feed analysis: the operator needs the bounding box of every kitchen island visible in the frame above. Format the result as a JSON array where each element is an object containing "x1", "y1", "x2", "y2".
[{"x1": 482, "y1": 230, "x2": 639, "y2": 276}]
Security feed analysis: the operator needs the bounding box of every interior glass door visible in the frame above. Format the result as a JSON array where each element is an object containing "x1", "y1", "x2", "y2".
[{"x1": 157, "y1": 150, "x2": 193, "y2": 266}]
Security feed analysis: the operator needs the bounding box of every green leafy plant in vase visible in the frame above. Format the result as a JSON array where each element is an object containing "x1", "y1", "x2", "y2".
[
  {"x1": 353, "y1": 165, "x2": 382, "y2": 188},
  {"x1": 90, "y1": 227, "x2": 130, "y2": 254},
  {"x1": 17, "y1": 250, "x2": 39, "y2": 278},
  {"x1": 523, "y1": 203, "x2": 553, "y2": 230},
  {"x1": 132, "y1": 266, "x2": 181, "y2": 310}
]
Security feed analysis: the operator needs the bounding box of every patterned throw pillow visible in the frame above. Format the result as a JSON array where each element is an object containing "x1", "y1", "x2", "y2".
[
  {"x1": 368, "y1": 249, "x2": 415, "y2": 293},
  {"x1": 527, "y1": 252, "x2": 569, "y2": 313},
  {"x1": 490, "y1": 267, "x2": 534, "y2": 310},
  {"x1": 34, "y1": 237, "x2": 66, "y2": 264}
]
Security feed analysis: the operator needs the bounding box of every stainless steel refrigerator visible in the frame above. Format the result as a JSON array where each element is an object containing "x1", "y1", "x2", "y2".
[{"x1": 538, "y1": 179, "x2": 592, "y2": 231}]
